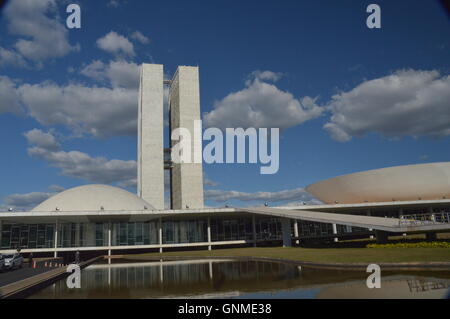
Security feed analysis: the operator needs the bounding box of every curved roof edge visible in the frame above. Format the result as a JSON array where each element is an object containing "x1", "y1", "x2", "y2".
[{"x1": 306, "y1": 162, "x2": 450, "y2": 204}]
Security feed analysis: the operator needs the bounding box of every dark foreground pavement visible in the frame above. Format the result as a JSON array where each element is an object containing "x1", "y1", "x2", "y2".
[{"x1": 0, "y1": 259, "x2": 65, "y2": 287}]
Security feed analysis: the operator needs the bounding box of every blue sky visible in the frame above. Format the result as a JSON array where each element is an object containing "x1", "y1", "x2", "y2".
[{"x1": 0, "y1": 0, "x2": 449, "y2": 210}]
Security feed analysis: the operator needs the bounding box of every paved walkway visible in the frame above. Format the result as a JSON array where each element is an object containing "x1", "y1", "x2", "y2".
[{"x1": 0, "y1": 259, "x2": 64, "y2": 287}]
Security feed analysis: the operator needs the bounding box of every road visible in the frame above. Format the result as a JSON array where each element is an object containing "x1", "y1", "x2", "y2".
[{"x1": 0, "y1": 259, "x2": 65, "y2": 287}]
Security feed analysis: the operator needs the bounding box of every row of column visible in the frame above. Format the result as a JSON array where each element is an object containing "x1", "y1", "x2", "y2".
[
  {"x1": 35, "y1": 207, "x2": 443, "y2": 257},
  {"x1": 5, "y1": 217, "x2": 298, "y2": 254},
  {"x1": 52, "y1": 217, "x2": 222, "y2": 256}
]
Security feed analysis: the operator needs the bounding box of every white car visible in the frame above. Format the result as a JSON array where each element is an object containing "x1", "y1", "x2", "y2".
[
  {"x1": 0, "y1": 254, "x2": 5, "y2": 271},
  {"x1": 3, "y1": 253, "x2": 23, "y2": 270}
]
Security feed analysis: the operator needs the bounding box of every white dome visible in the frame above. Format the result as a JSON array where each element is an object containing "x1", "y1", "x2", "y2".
[
  {"x1": 306, "y1": 162, "x2": 450, "y2": 204},
  {"x1": 32, "y1": 184, "x2": 154, "y2": 212}
]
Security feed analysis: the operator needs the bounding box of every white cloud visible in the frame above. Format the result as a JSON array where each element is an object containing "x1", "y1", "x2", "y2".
[
  {"x1": 0, "y1": 58, "x2": 152, "y2": 138},
  {"x1": 204, "y1": 187, "x2": 318, "y2": 205},
  {"x1": 25, "y1": 129, "x2": 137, "y2": 185},
  {"x1": 3, "y1": 185, "x2": 65, "y2": 211},
  {"x1": 81, "y1": 59, "x2": 140, "y2": 89},
  {"x1": 4, "y1": 192, "x2": 54, "y2": 211},
  {"x1": 79, "y1": 60, "x2": 106, "y2": 81},
  {"x1": 107, "y1": 0, "x2": 126, "y2": 7},
  {"x1": 324, "y1": 70, "x2": 450, "y2": 142},
  {"x1": 2, "y1": 0, "x2": 78, "y2": 64},
  {"x1": 203, "y1": 71, "x2": 323, "y2": 129},
  {"x1": 107, "y1": 60, "x2": 141, "y2": 88},
  {"x1": 48, "y1": 185, "x2": 65, "y2": 193},
  {"x1": 131, "y1": 31, "x2": 150, "y2": 44},
  {"x1": 117, "y1": 178, "x2": 137, "y2": 189},
  {"x1": 96, "y1": 31, "x2": 135, "y2": 57},
  {"x1": 0, "y1": 47, "x2": 27, "y2": 68},
  {"x1": 29, "y1": 147, "x2": 137, "y2": 185},
  {"x1": 204, "y1": 177, "x2": 219, "y2": 187},
  {"x1": 16, "y1": 81, "x2": 138, "y2": 137},
  {"x1": 24, "y1": 128, "x2": 60, "y2": 151},
  {"x1": 246, "y1": 70, "x2": 283, "y2": 84},
  {"x1": 0, "y1": 76, "x2": 21, "y2": 114}
]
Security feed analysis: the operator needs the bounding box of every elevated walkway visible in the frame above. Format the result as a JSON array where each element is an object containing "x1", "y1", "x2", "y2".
[{"x1": 239, "y1": 207, "x2": 450, "y2": 233}]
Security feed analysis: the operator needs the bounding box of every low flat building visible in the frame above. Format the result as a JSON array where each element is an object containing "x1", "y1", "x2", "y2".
[
  {"x1": 1, "y1": 64, "x2": 449, "y2": 258},
  {"x1": 0, "y1": 168, "x2": 449, "y2": 258}
]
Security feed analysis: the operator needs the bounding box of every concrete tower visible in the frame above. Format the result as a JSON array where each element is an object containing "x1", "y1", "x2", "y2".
[
  {"x1": 137, "y1": 64, "x2": 165, "y2": 209},
  {"x1": 169, "y1": 66, "x2": 204, "y2": 209},
  {"x1": 138, "y1": 63, "x2": 204, "y2": 210}
]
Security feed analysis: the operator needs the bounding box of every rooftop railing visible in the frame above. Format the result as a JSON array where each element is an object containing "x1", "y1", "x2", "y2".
[{"x1": 399, "y1": 212, "x2": 450, "y2": 226}]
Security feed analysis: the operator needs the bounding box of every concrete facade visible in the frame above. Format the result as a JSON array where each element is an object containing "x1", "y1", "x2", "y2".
[
  {"x1": 137, "y1": 64, "x2": 165, "y2": 209},
  {"x1": 1, "y1": 201, "x2": 449, "y2": 255},
  {"x1": 169, "y1": 66, "x2": 204, "y2": 209}
]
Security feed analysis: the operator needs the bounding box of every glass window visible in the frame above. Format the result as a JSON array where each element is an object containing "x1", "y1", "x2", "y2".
[
  {"x1": 127, "y1": 222, "x2": 135, "y2": 246},
  {"x1": 135, "y1": 223, "x2": 143, "y2": 245},
  {"x1": 95, "y1": 223, "x2": 104, "y2": 246}
]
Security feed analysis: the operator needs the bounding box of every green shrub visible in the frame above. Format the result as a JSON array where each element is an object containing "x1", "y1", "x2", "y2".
[{"x1": 367, "y1": 242, "x2": 450, "y2": 248}]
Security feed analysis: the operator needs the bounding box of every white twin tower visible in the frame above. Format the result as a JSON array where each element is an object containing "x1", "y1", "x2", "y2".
[
  {"x1": 138, "y1": 64, "x2": 279, "y2": 211},
  {"x1": 138, "y1": 64, "x2": 205, "y2": 211}
]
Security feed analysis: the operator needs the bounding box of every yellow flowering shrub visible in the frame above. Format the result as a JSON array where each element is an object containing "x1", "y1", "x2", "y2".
[{"x1": 367, "y1": 242, "x2": 450, "y2": 248}]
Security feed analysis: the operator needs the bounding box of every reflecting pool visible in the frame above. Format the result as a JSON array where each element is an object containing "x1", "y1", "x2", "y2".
[{"x1": 29, "y1": 259, "x2": 450, "y2": 299}]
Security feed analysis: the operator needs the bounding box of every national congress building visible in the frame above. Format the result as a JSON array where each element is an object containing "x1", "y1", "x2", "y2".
[{"x1": 1, "y1": 64, "x2": 449, "y2": 259}]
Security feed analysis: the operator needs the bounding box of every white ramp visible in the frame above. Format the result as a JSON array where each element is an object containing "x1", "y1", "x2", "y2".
[{"x1": 238, "y1": 207, "x2": 450, "y2": 233}]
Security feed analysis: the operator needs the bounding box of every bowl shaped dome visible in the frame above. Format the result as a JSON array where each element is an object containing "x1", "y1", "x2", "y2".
[{"x1": 306, "y1": 162, "x2": 450, "y2": 204}]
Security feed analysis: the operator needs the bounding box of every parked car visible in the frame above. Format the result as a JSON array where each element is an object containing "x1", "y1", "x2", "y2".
[
  {"x1": 3, "y1": 253, "x2": 23, "y2": 270},
  {"x1": 0, "y1": 254, "x2": 5, "y2": 271}
]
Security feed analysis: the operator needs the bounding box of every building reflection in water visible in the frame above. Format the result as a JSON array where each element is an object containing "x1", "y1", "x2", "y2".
[
  {"x1": 30, "y1": 260, "x2": 305, "y2": 299},
  {"x1": 29, "y1": 260, "x2": 450, "y2": 299},
  {"x1": 407, "y1": 279, "x2": 450, "y2": 293}
]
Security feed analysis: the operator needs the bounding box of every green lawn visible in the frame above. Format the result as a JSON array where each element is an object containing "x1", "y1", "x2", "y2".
[{"x1": 128, "y1": 246, "x2": 450, "y2": 264}]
